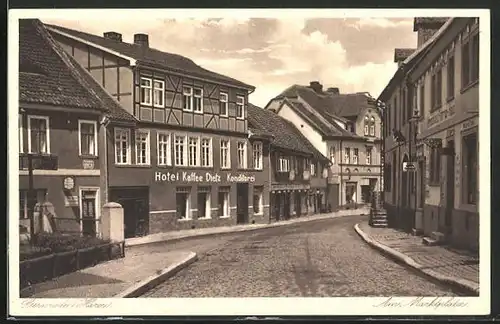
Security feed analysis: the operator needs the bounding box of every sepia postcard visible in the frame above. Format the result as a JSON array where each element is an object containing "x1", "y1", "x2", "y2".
[{"x1": 7, "y1": 8, "x2": 490, "y2": 318}]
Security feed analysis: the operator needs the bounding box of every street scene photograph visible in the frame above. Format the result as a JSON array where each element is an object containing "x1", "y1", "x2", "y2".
[{"x1": 9, "y1": 8, "x2": 489, "y2": 317}]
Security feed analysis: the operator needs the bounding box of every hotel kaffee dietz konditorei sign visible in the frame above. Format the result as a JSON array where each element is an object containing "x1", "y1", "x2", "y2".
[{"x1": 154, "y1": 171, "x2": 256, "y2": 183}]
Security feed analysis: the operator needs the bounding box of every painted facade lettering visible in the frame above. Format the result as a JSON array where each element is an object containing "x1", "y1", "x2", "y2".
[{"x1": 154, "y1": 171, "x2": 256, "y2": 183}]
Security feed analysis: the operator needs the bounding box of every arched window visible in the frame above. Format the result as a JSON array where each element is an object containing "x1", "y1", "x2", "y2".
[
  {"x1": 369, "y1": 116, "x2": 375, "y2": 136},
  {"x1": 364, "y1": 116, "x2": 369, "y2": 136}
]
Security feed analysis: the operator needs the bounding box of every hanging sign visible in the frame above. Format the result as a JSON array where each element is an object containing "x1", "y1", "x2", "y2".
[{"x1": 403, "y1": 162, "x2": 417, "y2": 172}]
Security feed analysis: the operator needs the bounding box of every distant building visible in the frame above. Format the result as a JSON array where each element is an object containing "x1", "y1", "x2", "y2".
[
  {"x1": 42, "y1": 22, "x2": 271, "y2": 238},
  {"x1": 247, "y1": 103, "x2": 330, "y2": 221},
  {"x1": 378, "y1": 17, "x2": 479, "y2": 252},
  {"x1": 18, "y1": 19, "x2": 136, "y2": 236},
  {"x1": 265, "y1": 82, "x2": 383, "y2": 211}
]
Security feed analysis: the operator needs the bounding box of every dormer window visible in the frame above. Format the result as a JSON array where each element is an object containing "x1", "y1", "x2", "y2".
[{"x1": 364, "y1": 116, "x2": 369, "y2": 136}]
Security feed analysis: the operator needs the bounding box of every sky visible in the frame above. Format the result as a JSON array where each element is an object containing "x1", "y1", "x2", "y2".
[{"x1": 42, "y1": 16, "x2": 417, "y2": 107}]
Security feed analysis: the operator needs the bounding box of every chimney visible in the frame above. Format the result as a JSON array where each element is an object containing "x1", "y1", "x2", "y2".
[
  {"x1": 103, "y1": 31, "x2": 122, "y2": 42},
  {"x1": 326, "y1": 87, "x2": 339, "y2": 95},
  {"x1": 309, "y1": 81, "x2": 323, "y2": 94},
  {"x1": 394, "y1": 48, "x2": 416, "y2": 67},
  {"x1": 413, "y1": 17, "x2": 449, "y2": 48},
  {"x1": 134, "y1": 33, "x2": 149, "y2": 47}
]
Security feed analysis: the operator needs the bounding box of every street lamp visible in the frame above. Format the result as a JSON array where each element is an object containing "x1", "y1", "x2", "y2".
[{"x1": 408, "y1": 110, "x2": 420, "y2": 232}]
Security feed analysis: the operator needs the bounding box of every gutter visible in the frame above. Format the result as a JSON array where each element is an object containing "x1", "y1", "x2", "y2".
[{"x1": 339, "y1": 139, "x2": 343, "y2": 206}]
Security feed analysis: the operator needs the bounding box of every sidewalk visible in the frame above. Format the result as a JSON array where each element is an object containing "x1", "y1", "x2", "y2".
[
  {"x1": 126, "y1": 207, "x2": 370, "y2": 247},
  {"x1": 20, "y1": 250, "x2": 197, "y2": 298},
  {"x1": 355, "y1": 222, "x2": 479, "y2": 296}
]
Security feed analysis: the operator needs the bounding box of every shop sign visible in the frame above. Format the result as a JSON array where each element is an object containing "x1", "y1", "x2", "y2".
[
  {"x1": 461, "y1": 118, "x2": 477, "y2": 130},
  {"x1": 154, "y1": 171, "x2": 256, "y2": 183},
  {"x1": 82, "y1": 159, "x2": 95, "y2": 170},
  {"x1": 427, "y1": 105, "x2": 455, "y2": 128},
  {"x1": 64, "y1": 195, "x2": 79, "y2": 207}
]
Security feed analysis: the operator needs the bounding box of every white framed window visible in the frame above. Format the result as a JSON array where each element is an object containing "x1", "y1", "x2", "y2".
[
  {"x1": 366, "y1": 147, "x2": 372, "y2": 165},
  {"x1": 140, "y1": 77, "x2": 152, "y2": 106},
  {"x1": 78, "y1": 120, "x2": 97, "y2": 156},
  {"x1": 310, "y1": 163, "x2": 316, "y2": 176},
  {"x1": 218, "y1": 187, "x2": 230, "y2": 218},
  {"x1": 174, "y1": 135, "x2": 187, "y2": 166},
  {"x1": 369, "y1": 117, "x2": 375, "y2": 136},
  {"x1": 252, "y1": 142, "x2": 263, "y2": 170},
  {"x1": 329, "y1": 146, "x2": 335, "y2": 164},
  {"x1": 353, "y1": 148, "x2": 359, "y2": 165},
  {"x1": 344, "y1": 148, "x2": 350, "y2": 164},
  {"x1": 253, "y1": 186, "x2": 263, "y2": 215},
  {"x1": 27, "y1": 115, "x2": 50, "y2": 154},
  {"x1": 201, "y1": 137, "x2": 212, "y2": 167},
  {"x1": 278, "y1": 156, "x2": 290, "y2": 172},
  {"x1": 157, "y1": 132, "x2": 171, "y2": 166},
  {"x1": 188, "y1": 137, "x2": 199, "y2": 167},
  {"x1": 236, "y1": 95, "x2": 245, "y2": 119},
  {"x1": 183, "y1": 86, "x2": 193, "y2": 111},
  {"x1": 135, "y1": 130, "x2": 150, "y2": 165},
  {"x1": 114, "y1": 128, "x2": 131, "y2": 165},
  {"x1": 193, "y1": 88, "x2": 203, "y2": 113},
  {"x1": 176, "y1": 187, "x2": 191, "y2": 220},
  {"x1": 219, "y1": 92, "x2": 228, "y2": 116},
  {"x1": 19, "y1": 114, "x2": 23, "y2": 153},
  {"x1": 237, "y1": 141, "x2": 247, "y2": 169},
  {"x1": 220, "y1": 139, "x2": 230, "y2": 169},
  {"x1": 197, "y1": 187, "x2": 211, "y2": 219},
  {"x1": 364, "y1": 116, "x2": 369, "y2": 136},
  {"x1": 153, "y1": 80, "x2": 165, "y2": 108}
]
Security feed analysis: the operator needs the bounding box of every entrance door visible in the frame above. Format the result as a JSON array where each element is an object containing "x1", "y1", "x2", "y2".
[
  {"x1": 295, "y1": 192, "x2": 301, "y2": 216},
  {"x1": 109, "y1": 187, "x2": 149, "y2": 239},
  {"x1": 81, "y1": 190, "x2": 98, "y2": 237},
  {"x1": 236, "y1": 183, "x2": 249, "y2": 224},
  {"x1": 444, "y1": 140, "x2": 455, "y2": 234}
]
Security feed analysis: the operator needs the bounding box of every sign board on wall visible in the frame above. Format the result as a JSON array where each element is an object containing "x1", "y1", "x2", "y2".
[
  {"x1": 82, "y1": 159, "x2": 95, "y2": 170},
  {"x1": 64, "y1": 195, "x2": 79, "y2": 207},
  {"x1": 154, "y1": 171, "x2": 256, "y2": 183},
  {"x1": 402, "y1": 162, "x2": 417, "y2": 172}
]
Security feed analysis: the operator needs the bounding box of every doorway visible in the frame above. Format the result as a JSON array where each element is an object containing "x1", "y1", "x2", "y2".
[
  {"x1": 80, "y1": 188, "x2": 99, "y2": 237},
  {"x1": 109, "y1": 187, "x2": 149, "y2": 239},
  {"x1": 444, "y1": 140, "x2": 455, "y2": 234},
  {"x1": 236, "y1": 183, "x2": 249, "y2": 224}
]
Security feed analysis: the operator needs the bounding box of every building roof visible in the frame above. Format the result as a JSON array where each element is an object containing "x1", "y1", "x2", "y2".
[
  {"x1": 19, "y1": 19, "x2": 137, "y2": 123},
  {"x1": 247, "y1": 103, "x2": 329, "y2": 162},
  {"x1": 45, "y1": 23, "x2": 255, "y2": 91}
]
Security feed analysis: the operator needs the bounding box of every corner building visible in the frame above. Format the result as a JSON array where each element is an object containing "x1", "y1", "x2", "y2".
[{"x1": 47, "y1": 24, "x2": 270, "y2": 238}]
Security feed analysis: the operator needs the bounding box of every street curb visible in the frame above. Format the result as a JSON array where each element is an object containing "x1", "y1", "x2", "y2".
[
  {"x1": 354, "y1": 223, "x2": 479, "y2": 296},
  {"x1": 126, "y1": 209, "x2": 370, "y2": 248},
  {"x1": 114, "y1": 251, "x2": 198, "y2": 298}
]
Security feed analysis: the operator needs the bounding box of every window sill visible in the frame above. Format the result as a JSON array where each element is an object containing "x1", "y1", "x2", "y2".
[
  {"x1": 254, "y1": 212, "x2": 264, "y2": 216},
  {"x1": 140, "y1": 102, "x2": 152, "y2": 107},
  {"x1": 219, "y1": 215, "x2": 231, "y2": 219},
  {"x1": 194, "y1": 111, "x2": 204, "y2": 115},
  {"x1": 460, "y1": 80, "x2": 479, "y2": 94},
  {"x1": 157, "y1": 164, "x2": 174, "y2": 168},
  {"x1": 220, "y1": 114, "x2": 229, "y2": 118},
  {"x1": 197, "y1": 217, "x2": 212, "y2": 221},
  {"x1": 79, "y1": 155, "x2": 99, "y2": 159},
  {"x1": 236, "y1": 117, "x2": 245, "y2": 120},
  {"x1": 153, "y1": 104, "x2": 165, "y2": 109},
  {"x1": 178, "y1": 218, "x2": 192, "y2": 222},
  {"x1": 114, "y1": 164, "x2": 152, "y2": 168},
  {"x1": 183, "y1": 109, "x2": 193, "y2": 113}
]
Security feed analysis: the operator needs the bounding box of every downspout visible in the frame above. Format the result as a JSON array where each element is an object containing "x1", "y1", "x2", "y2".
[
  {"x1": 268, "y1": 141, "x2": 272, "y2": 224},
  {"x1": 339, "y1": 139, "x2": 343, "y2": 206}
]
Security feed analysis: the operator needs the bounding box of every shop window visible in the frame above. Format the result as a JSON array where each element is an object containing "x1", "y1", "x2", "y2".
[
  {"x1": 346, "y1": 182, "x2": 357, "y2": 204},
  {"x1": 176, "y1": 187, "x2": 191, "y2": 220},
  {"x1": 429, "y1": 147, "x2": 441, "y2": 185},
  {"x1": 218, "y1": 187, "x2": 230, "y2": 217},
  {"x1": 197, "y1": 187, "x2": 211, "y2": 219},
  {"x1": 253, "y1": 186, "x2": 263, "y2": 215},
  {"x1": 462, "y1": 131, "x2": 478, "y2": 205}
]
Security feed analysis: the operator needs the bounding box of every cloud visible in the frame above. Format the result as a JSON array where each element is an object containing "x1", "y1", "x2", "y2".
[{"x1": 42, "y1": 16, "x2": 414, "y2": 107}]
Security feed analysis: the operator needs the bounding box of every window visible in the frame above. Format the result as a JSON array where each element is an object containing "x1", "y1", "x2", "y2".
[
  {"x1": 193, "y1": 88, "x2": 203, "y2": 113},
  {"x1": 419, "y1": 85, "x2": 425, "y2": 116},
  {"x1": 78, "y1": 120, "x2": 97, "y2": 156},
  {"x1": 447, "y1": 56, "x2": 455, "y2": 99},
  {"x1": 329, "y1": 146, "x2": 335, "y2": 164},
  {"x1": 188, "y1": 137, "x2": 199, "y2": 167},
  {"x1": 176, "y1": 187, "x2": 191, "y2": 220},
  {"x1": 135, "y1": 130, "x2": 150, "y2": 165},
  {"x1": 219, "y1": 92, "x2": 228, "y2": 116},
  {"x1": 220, "y1": 139, "x2": 230, "y2": 169},
  {"x1": 183, "y1": 86, "x2": 193, "y2": 111},
  {"x1": 140, "y1": 77, "x2": 152, "y2": 105},
  {"x1": 253, "y1": 186, "x2": 263, "y2": 215},
  {"x1": 353, "y1": 148, "x2": 359, "y2": 164},
  {"x1": 471, "y1": 33, "x2": 479, "y2": 83},
  {"x1": 153, "y1": 80, "x2": 165, "y2": 107},
  {"x1": 218, "y1": 187, "x2": 230, "y2": 217},
  {"x1": 310, "y1": 163, "x2": 316, "y2": 176},
  {"x1": 431, "y1": 69, "x2": 442, "y2": 111},
  {"x1": 278, "y1": 155, "x2": 290, "y2": 172},
  {"x1": 197, "y1": 187, "x2": 211, "y2": 219},
  {"x1": 463, "y1": 132, "x2": 478, "y2": 205},
  {"x1": 344, "y1": 148, "x2": 350, "y2": 164},
  {"x1": 369, "y1": 117, "x2": 375, "y2": 136},
  {"x1": 28, "y1": 115, "x2": 50, "y2": 154},
  {"x1": 237, "y1": 141, "x2": 247, "y2": 168},
  {"x1": 462, "y1": 41, "x2": 470, "y2": 88},
  {"x1": 19, "y1": 189, "x2": 47, "y2": 219},
  {"x1": 429, "y1": 147, "x2": 441, "y2": 185},
  {"x1": 366, "y1": 147, "x2": 372, "y2": 165},
  {"x1": 174, "y1": 135, "x2": 186, "y2": 166},
  {"x1": 157, "y1": 132, "x2": 171, "y2": 166},
  {"x1": 201, "y1": 138, "x2": 212, "y2": 167},
  {"x1": 19, "y1": 115, "x2": 23, "y2": 153},
  {"x1": 236, "y1": 96, "x2": 245, "y2": 119},
  {"x1": 252, "y1": 142, "x2": 263, "y2": 170},
  {"x1": 114, "y1": 128, "x2": 130, "y2": 165},
  {"x1": 364, "y1": 116, "x2": 369, "y2": 136}
]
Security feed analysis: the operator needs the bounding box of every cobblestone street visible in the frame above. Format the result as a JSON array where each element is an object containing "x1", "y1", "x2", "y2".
[{"x1": 141, "y1": 215, "x2": 458, "y2": 297}]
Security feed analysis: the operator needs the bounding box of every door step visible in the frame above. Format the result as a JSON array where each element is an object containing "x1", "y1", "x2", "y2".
[{"x1": 422, "y1": 231, "x2": 447, "y2": 246}]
